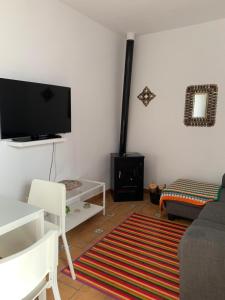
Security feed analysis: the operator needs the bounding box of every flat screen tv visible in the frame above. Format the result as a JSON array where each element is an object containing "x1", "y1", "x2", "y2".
[{"x1": 0, "y1": 78, "x2": 71, "y2": 141}]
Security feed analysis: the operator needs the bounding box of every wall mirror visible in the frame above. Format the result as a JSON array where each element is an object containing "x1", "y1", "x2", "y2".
[{"x1": 184, "y1": 84, "x2": 218, "y2": 127}]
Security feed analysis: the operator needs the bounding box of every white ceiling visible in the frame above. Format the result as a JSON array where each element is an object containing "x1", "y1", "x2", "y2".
[{"x1": 61, "y1": 0, "x2": 225, "y2": 35}]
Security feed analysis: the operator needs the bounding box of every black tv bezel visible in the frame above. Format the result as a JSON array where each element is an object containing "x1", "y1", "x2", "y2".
[{"x1": 0, "y1": 77, "x2": 71, "y2": 140}]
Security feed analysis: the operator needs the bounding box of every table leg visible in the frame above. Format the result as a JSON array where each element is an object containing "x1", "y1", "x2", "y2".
[
  {"x1": 36, "y1": 212, "x2": 46, "y2": 300},
  {"x1": 36, "y1": 211, "x2": 45, "y2": 238}
]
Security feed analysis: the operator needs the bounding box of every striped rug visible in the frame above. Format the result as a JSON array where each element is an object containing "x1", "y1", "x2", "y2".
[{"x1": 62, "y1": 213, "x2": 188, "y2": 299}]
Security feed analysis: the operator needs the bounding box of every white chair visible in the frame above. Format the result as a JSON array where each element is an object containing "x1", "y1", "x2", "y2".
[
  {"x1": 0, "y1": 230, "x2": 61, "y2": 300},
  {"x1": 28, "y1": 179, "x2": 76, "y2": 280}
]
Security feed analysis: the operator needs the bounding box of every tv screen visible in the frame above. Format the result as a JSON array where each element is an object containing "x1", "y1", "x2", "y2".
[{"x1": 0, "y1": 78, "x2": 71, "y2": 140}]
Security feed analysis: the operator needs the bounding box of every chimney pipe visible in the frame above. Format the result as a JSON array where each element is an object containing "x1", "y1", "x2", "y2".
[{"x1": 119, "y1": 33, "x2": 135, "y2": 156}]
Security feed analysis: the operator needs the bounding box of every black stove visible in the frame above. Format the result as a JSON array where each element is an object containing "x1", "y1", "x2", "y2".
[
  {"x1": 111, "y1": 34, "x2": 145, "y2": 202},
  {"x1": 111, "y1": 153, "x2": 144, "y2": 201}
]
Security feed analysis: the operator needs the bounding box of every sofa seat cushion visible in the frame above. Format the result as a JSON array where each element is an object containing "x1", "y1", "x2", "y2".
[{"x1": 199, "y1": 202, "x2": 225, "y2": 225}]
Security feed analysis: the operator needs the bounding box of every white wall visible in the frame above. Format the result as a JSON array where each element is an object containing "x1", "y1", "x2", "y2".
[
  {"x1": 128, "y1": 19, "x2": 225, "y2": 186},
  {"x1": 0, "y1": 0, "x2": 124, "y2": 201}
]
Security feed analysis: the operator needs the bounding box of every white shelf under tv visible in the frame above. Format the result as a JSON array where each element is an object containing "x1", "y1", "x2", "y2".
[
  {"x1": 5, "y1": 137, "x2": 66, "y2": 148},
  {"x1": 65, "y1": 179, "x2": 106, "y2": 233},
  {"x1": 65, "y1": 201, "x2": 103, "y2": 232}
]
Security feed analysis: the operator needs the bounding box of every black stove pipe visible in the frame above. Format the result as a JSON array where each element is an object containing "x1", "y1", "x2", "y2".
[{"x1": 119, "y1": 33, "x2": 135, "y2": 156}]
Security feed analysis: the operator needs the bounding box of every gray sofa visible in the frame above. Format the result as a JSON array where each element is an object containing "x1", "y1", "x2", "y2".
[{"x1": 179, "y1": 175, "x2": 225, "y2": 300}]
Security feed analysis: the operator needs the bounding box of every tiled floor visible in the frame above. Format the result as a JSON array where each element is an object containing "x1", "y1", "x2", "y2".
[{"x1": 47, "y1": 192, "x2": 191, "y2": 300}]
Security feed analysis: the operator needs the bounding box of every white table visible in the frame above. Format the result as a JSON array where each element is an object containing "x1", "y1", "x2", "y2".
[
  {"x1": 0, "y1": 199, "x2": 44, "y2": 258},
  {"x1": 65, "y1": 179, "x2": 106, "y2": 232}
]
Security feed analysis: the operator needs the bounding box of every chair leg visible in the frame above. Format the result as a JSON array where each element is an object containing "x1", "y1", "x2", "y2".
[
  {"x1": 52, "y1": 275, "x2": 61, "y2": 300},
  {"x1": 61, "y1": 233, "x2": 76, "y2": 280},
  {"x1": 52, "y1": 285, "x2": 61, "y2": 300}
]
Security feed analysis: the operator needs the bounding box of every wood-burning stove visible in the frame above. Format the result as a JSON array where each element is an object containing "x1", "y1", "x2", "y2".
[
  {"x1": 111, "y1": 153, "x2": 144, "y2": 201},
  {"x1": 111, "y1": 33, "x2": 145, "y2": 202}
]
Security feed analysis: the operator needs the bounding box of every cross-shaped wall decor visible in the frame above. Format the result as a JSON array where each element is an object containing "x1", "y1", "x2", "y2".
[{"x1": 137, "y1": 86, "x2": 156, "y2": 106}]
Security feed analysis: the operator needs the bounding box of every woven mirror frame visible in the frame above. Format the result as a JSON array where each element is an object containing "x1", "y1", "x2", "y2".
[{"x1": 184, "y1": 84, "x2": 218, "y2": 127}]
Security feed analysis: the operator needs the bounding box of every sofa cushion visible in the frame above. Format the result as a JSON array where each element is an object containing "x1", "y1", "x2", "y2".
[
  {"x1": 179, "y1": 219, "x2": 225, "y2": 300},
  {"x1": 199, "y1": 202, "x2": 225, "y2": 225},
  {"x1": 192, "y1": 218, "x2": 225, "y2": 230},
  {"x1": 218, "y1": 187, "x2": 225, "y2": 202},
  {"x1": 179, "y1": 218, "x2": 225, "y2": 260}
]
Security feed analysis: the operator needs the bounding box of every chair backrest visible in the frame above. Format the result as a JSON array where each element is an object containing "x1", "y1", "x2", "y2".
[
  {"x1": 0, "y1": 230, "x2": 59, "y2": 300},
  {"x1": 28, "y1": 179, "x2": 66, "y2": 218}
]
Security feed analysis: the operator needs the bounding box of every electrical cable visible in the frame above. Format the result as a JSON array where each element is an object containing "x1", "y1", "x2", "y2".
[
  {"x1": 49, "y1": 143, "x2": 55, "y2": 181},
  {"x1": 54, "y1": 142, "x2": 57, "y2": 181}
]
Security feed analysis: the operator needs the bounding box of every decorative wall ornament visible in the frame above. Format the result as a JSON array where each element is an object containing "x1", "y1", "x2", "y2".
[
  {"x1": 184, "y1": 84, "x2": 218, "y2": 127},
  {"x1": 138, "y1": 86, "x2": 156, "y2": 107}
]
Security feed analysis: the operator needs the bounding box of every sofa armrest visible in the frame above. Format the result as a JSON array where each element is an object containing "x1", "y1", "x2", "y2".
[
  {"x1": 222, "y1": 174, "x2": 225, "y2": 188},
  {"x1": 199, "y1": 201, "x2": 225, "y2": 224},
  {"x1": 179, "y1": 219, "x2": 225, "y2": 300}
]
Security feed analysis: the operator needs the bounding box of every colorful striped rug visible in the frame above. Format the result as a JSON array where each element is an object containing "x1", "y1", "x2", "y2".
[{"x1": 62, "y1": 213, "x2": 188, "y2": 299}]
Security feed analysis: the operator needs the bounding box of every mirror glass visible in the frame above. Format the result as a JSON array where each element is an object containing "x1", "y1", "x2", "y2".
[
  {"x1": 184, "y1": 84, "x2": 218, "y2": 127},
  {"x1": 193, "y1": 93, "x2": 208, "y2": 118}
]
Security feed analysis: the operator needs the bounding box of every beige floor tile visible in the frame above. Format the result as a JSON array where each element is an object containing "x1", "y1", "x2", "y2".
[
  {"x1": 70, "y1": 284, "x2": 109, "y2": 300},
  {"x1": 59, "y1": 243, "x2": 83, "y2": 261},
  {"x1": 47, "y1": 282, "x2": 76, "y2": 300},
  {"x1": 58, "y1": 273, "x2": 83, "y2": 291}
]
